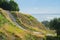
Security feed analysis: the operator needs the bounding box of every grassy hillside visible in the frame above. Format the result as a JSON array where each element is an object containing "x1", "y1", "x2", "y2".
[{"x1": 0, "y1": 8, "x2": 56, "y2": 40}]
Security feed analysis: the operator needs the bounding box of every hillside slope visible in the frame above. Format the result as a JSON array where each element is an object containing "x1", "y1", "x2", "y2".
[{"x1": 0, "y1": 8, "x2": 56, "y2": 40}]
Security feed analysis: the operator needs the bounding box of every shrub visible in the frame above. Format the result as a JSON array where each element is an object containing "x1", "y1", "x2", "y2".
[
  {"x1": 0, "y1": 0, "x2": 19, "y2": 11},
  {"x1": 45, "y1": 36, "x2": 60, "y2": 40}
]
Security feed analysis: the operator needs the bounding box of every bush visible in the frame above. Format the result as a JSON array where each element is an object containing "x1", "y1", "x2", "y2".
[
  {"x1": 0, "y1": 0, "x2": 19, "y2": 11},
  {"x1": 49, "y1": 18, "x2": 60, "y2": 35},
  {"x1": 45, "y1": 36, "x2": 60, "y2": 40},
  {"x1": 9, "y1": 1, "x2": 19, "y2": 11}
]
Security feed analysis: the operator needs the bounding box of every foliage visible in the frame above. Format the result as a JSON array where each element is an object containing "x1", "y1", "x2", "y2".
[
  {"x1": 42, "y1": 21, "x2": 50, "y2": 28},
  {"x1": 9, "y1": 1, "x2": 19, "y2": 11},
  {"x1": 0, "y1": 32, "x2": 7, "y2": 40},
  {"x1": 0, "y1": 0, "x2": 19, "y2": 11},
  {"x1": 49, "y1": 18, "x2": 60, "y2": 35},
  {"x1": 45, "y1": 36, "x2": 60, "y2": 40},
  {"x1": 42, "y1": 18, "x2": 60, "y2": 35}
]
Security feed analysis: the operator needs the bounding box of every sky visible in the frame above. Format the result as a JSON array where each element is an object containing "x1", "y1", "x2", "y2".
[{"x1": 15, "y1": 0, "x2": 60, "y2": 21}]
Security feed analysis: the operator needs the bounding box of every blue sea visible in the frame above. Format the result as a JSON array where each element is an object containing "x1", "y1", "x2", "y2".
[{"x1": 32, "y1": 14, "x2": 60, "y2": 22}]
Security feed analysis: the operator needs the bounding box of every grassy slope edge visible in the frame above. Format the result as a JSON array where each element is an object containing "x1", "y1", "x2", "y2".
[{"x1": 0, "y1": 8, "x2": 56, "y2": 40}]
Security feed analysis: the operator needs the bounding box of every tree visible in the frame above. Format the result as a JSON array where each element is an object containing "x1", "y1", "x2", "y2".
[
  {"x1": 49, "y1": 18, "x2": 60, "y2": 35},
  {"x1": 0, "y1": 1, "x2": 10, "y2": 10},
  {"x1": 9, "y1": 1, "x2": 19, "y2": 11},
  {"x1": 42, "y1": 21, "x2": 50, "y2": 28},
  {"x1": 0, "y1": 0, "x2": 19, "y2": 11}
]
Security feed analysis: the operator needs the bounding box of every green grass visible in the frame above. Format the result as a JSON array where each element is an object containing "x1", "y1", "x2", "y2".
[
  {"x1": 0, "y1": 32, "x2": 7, "y2": 40},
  {"x1": 25, "y1": 34, "x2": 42, "y2": 40},
  {"x1": 0, "y1": 13, "x2": 8, "y2": 27},
  {"x1": 0, "y1": 8, "x2": 57, "y2": 40}
]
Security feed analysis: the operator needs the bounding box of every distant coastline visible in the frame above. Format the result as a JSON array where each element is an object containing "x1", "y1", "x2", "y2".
[{"x1": 32, "y1": 14, "x2": 60, "y2": 22}]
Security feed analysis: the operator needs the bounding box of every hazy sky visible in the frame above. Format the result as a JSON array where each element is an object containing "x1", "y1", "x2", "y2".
[
  {"x1": 15, "y1": 0, "x2": 60, "y2": 14},
  {"x1": 15, "y1": 0, "x2": 60, "y2": 21}
]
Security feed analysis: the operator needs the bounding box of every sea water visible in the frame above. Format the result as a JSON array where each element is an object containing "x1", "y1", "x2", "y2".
[{"x1": 32, "y1": 14, "x2": 60, "y2": 22}]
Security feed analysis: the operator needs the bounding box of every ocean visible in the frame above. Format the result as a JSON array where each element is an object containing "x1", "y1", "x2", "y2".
[{"x1": 32, "y1": 14, "x2": 60, "y2": 22}]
